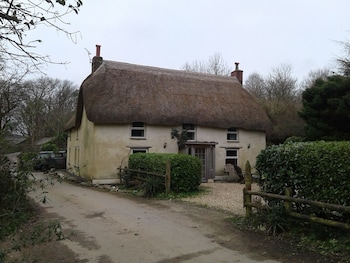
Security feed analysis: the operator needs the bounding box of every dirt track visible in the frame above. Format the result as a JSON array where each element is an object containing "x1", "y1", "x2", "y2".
[
  {"x1": 3, "y1": 172, "x2": 337, "y2": 263},
  {"x1": 27, "y1": 173, "x2": 281, "y2": 263}
]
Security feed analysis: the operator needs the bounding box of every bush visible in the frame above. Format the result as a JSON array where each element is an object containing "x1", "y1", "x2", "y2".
[
  {"x1": 128, "y1": 153, "x2": 201, "y2": 194},
  {"x1": 41, "y1": 132, "x2": 68, "y2": 151},
  {"x1": 0, "y1": 156, "x2": 32, "y2": 238},
  {"x1": 41, "y1": 141, "x2": 58, "y2": 151},
  {"x1": 256, "y1": 141, "x2": 350, "y2": 221}
]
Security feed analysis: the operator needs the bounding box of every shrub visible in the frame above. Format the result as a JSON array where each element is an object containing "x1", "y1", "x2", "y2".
[
  {"x1": 128, "y1": 153, "x2": 201, "y2": 194},
  {"x1": 256, "y1": 141, "x2": 350, "y2": 221},
  {"x1": 41, "y1": 141, "x2": 58, "y2": 151},
  {"x1": 0, "y1": 156, "x2": 32, "y2": 238}
]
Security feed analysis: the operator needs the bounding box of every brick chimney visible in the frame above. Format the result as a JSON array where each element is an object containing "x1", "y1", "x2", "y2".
[
  {"x1": 92, "y1": 44, "x2": 103, "y2": 73},
  {"x1": 231, "y1": 62, "x2": 243, "y2": 84}
]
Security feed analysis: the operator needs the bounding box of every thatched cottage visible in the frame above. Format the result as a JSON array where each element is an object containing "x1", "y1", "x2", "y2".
[{"x1": 65, "y1": 46, "x2": 271, "y2": 183}]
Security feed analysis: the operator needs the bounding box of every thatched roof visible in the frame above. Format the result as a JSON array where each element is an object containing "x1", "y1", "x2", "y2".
[{"x1": 66, "y1": 60, "x2": 271, "y2": 131}]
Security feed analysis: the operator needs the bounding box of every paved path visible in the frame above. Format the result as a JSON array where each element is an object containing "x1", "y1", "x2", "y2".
[{"x1": 31, "y1": 173, "x2": 281, "y2": 263}]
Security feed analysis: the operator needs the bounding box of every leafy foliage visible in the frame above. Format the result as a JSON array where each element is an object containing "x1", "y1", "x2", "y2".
[
  {"x1": 0, "y1": 156, "x2": 33, "y2": 238},
  {"x1": 41, "y1": 132, "x2": 67, "y2": 151},
  {"x1": 256, "y1": 141, "x2": 350, "y2": 222},
  {"x1": 128, "y1": 153, "x2": 201, "y2": 194},
  {"x1": 246, "y1": 206, "x2": 290, "y2": 236},
  {"x1": 299, "y1": 75, "x2": 350, "y2": 141},
  {"x1": 0, "y1": 152, "x2": 66, "y2": 261},
  {"x1": 170, "y1": 128, "x2": 188, "y2": 151}
]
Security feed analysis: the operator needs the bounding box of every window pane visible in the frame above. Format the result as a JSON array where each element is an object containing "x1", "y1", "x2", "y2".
[
  {"x1": 187, "y1": 131, "x2": 195, "y2": 140},
  {"x1": 227, "y1": 134, "x2": 237, "y2": 140},
  {"x1": 132, "y1": 122, "x2": 144, "y2": 127},
  {"x1": 132, "y1": 149, "x2": 147, "y2": 154},
  {"x1": 225, "y1": 159, "x2": 237, "y2": 165},
  {"x1": 226, "y1": 150, "x2": 237, "y2": 156},
  {"x1": 131, "y1": 130, "x2": 144, "y2": 137},
  {"x1": 228, "y1": 127, "x2": 237, "y2": 132},
  {"x1": 183, "y1": 124, "x2": 194, "y2": 130}
]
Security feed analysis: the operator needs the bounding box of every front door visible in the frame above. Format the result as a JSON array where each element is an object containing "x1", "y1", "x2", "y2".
[{"x1": 188, "y1": 144, "x2": 215, "y2": 182}]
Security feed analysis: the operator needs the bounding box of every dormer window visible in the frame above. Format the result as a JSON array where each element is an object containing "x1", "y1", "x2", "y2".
[
  {"x1": 183, "y1": 123, "x2": 195, "y2": 141},
  {"x1": 131, "y1": 122, "x2": 145, "y2": 138},
  {"x1": 227, "y1": 127, "x2": 238, "y2": 141}
]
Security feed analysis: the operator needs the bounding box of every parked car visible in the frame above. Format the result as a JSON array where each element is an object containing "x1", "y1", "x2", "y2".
[{"x1": 33, "y1": 151, "x2": 67, "y2": 171}]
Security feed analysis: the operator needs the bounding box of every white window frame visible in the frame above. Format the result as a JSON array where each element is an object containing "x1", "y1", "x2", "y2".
[
  {"x1": 131, "y1": 148, "x2": 149, "y2": 154},
  {"x1": 225, "y1": 148, "x2": 238, "y2": 165},
  {"x1": 183, "y1": 123, "x2": 196, "y2": 141},
  {"x1": 227, "y1": 127, "x2": 238, "y2": 142},
  {"x1": 131, "y1": 122, "x2": 145, "y2": 138}
]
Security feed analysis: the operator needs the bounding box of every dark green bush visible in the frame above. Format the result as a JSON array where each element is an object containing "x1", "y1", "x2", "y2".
[
  {"x1": 41, "y1": 141, "x2": 58, "y2": 151},
  {"x1": 128, "y1": 153, "x2": 201, "y2": 193},
  {"x1": 41, "y1": 133, "x2": 67, "y2": 151},
  {"x1": 0, "y1": 156, "x2": 32, "y2": 238},
  {"x1": 256, "y1": 141, "x2": 350, "y2": 221}
]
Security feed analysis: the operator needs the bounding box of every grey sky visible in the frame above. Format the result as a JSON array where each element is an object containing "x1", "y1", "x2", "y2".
[{"x1": 31, "y1": 0, "x2": 350, "y2": 86}]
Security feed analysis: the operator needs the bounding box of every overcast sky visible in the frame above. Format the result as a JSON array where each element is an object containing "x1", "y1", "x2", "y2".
[{"x1": 30, "y1": 0, "x2": 350, "y2": 86}]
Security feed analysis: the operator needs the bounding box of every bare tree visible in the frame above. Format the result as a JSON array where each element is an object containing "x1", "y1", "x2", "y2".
[
  {"x1": 244, "y1": 72, "x2": 267, "y2": 99},
  {"x1": 0, "y1": 59, "x2": 28, "y2": 132},
  {"x1": 16, "y1": 77, "x2": 78, "y2": 146},
  {"x1": 46, "y1": 79, "x2": 78, "y2": 136},
  {"x1": 0, "y1": 0, "x2": 82, "y2": 68},
  {"x1": 244, "y1": 64, "x2": 305, "y2": 144},
  {"x1": 265, "y1": 64, "x2": 298, "y2": 102},
  {"x1": 182, "y1": 52, "x2": 230, "y2": 75},
  {"x1": 336, "y1": 40, "x2": 350, "y2": 77},
  {"x1": 300, "y1": 68, "x2": 331, "y2": 90}
]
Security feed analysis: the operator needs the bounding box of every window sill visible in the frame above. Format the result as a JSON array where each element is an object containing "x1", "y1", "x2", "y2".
[{"x1": 130, "y1": 137, "x2": 146, "y2": 140}]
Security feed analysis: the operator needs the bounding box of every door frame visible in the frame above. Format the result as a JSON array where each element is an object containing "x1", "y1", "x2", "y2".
[{"x1": 186, "y1": 142, "x2": 216, "y2": 182}]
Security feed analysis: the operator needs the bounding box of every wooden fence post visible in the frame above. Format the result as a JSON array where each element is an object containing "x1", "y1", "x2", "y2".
[
  {"x1": 284, "y1": 187, "x2": 292, "y2": 213},
  {"x1": 165, "y1": 160, "x2": 171, "y2": 194},
  {"x1": 244, "y1": 161, "x2": 252, "y2": 217}
]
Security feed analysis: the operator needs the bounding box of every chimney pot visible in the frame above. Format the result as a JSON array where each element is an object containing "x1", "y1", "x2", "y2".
[
  {"x1": 96, "y1": 45, "x2": 101, "y2": 57},
  {"x1": 92, "y1": 44, "x2": 103, "y2": 73},
  {"x1": 231, "y1": 62, "x2": 243, "y2": 84}
]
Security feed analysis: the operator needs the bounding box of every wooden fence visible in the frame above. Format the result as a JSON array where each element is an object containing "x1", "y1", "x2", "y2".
[
  {"x1": 243, "y1": 161, "x2": 350, "y2": 230},
  {"x1": 118, "y1": 161, "x2": 171, "y2": 194}
]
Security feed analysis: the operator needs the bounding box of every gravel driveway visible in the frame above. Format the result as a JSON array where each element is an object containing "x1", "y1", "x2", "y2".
[{"x1": 180, "y1": 182, "x2": 260, "y2": 215}]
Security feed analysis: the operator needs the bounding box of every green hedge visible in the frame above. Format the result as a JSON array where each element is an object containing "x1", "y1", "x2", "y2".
[
  {"x1": 128, "y1": 153, "x2": 201, "y2": 193},
  {"x1": 256, "y1": 141, "x2": 350, "y2": 211}
]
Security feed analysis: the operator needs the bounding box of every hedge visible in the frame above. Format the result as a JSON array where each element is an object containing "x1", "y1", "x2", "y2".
[
  {"x1": 128, "y1": 153, "x2": 202, "y2": 193},
  {"x1": 256, "y1": 141, "x2": 350, "y2": 210}
]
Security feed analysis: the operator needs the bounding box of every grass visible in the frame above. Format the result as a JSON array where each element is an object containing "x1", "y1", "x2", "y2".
[
  {"x1": 155, "y1": 184, "x2": 211, "y2": 199},
  {"x1": 228, "y1": 211, "x2": 350, "y2": 262}
]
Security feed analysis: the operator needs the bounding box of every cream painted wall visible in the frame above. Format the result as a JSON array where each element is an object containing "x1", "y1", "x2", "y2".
[
  {"x1": 89, "y1": 124, "x2": 179, "y2": 179},
  {"x1": 195, "y1": 126, "x2": 266, "y2": 175},
  {"x1": 66, "y1": 108, "x2": 95, "y2": 179},
  {"x1": 67, "y1": 112, "x2": 266, "y2": 180}
]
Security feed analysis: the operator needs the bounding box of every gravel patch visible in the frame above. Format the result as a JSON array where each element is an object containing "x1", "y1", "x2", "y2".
[{"x1": 180, "y1": 182, "x2": 260, "y2": 215}]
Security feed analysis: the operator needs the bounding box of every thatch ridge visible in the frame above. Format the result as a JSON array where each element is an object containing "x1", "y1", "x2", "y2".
[{"x1": 71, "y1": 60, "x2": 271, "y2": 131}]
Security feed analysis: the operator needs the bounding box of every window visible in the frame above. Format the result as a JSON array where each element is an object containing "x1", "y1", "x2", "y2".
[
  {"x1": 131, "y1": 122, "x2": 145, "y2": 138},
  {"x1": 227, "y1": 127, "x2": 238, "y2": 141},
  {"x1": 74, "y1": 147, "x2": 80, "y2": 167},
  {"x1": 131, "y1": 148, "x2": 148, "y2": 154},
  {"x1": 183, "y1": 123, "x2": 195, "y2": 141},
  {"x1": 225, "y1": 149, "x2": 238, "y2": 165}
]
